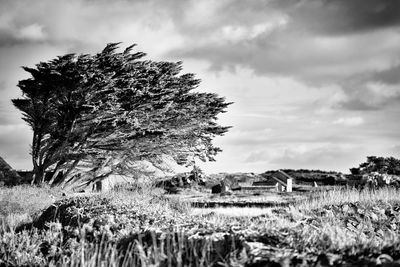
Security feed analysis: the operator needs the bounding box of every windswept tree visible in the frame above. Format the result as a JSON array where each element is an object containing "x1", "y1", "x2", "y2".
[{"x1": 13, "y1": 43, "x2": 231, "y2": 187}]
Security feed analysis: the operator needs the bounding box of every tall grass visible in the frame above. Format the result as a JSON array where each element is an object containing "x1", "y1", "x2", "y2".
[
  {"x1": 297, "y1": 186, "x2": 400, "y2": 211},
  {"x1": 0, "y1": 184, "x2": 60, "y2": 215},
  {"x1": 50, "y1": 230, "x2": 242, "y2": 267},
  {"x1": 3, "y1": 185, "x2": 400, "y2": 266},
  {"x1": 0, "y1": 185, "x2": 64, "y2": 233},
  {"x1": 0, "y1": 184, "x2": 241, "y2": 267}
]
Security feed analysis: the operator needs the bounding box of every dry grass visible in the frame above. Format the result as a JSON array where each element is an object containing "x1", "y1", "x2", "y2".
[
  {"x1": 191, "y1": 207, "x2": 272, "y2": 217},
  {"x1": 2, "y1": 185, "x2": 400, "y2": 266},
  {"x1": 190, "y1": 187, "x2": 400, "y2": 253},
  {"x1": 297, "y1": 186, "x2": 400, "y2": 210},
  {"x1": 0, "y1": 185, "x2": 64, "y2": 232}
]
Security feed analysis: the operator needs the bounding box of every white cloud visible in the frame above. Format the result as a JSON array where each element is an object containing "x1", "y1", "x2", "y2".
[
  {"x1": 367, "y1": 82, "x2": 400, "y2": 99},
  {"x1": 220, "y1": 17, "x2": 288, "y2": 43},
  {"x1": 335, "y1": 80, "x2": 400, "y2": 110},
  {"x1": 333, "y1": 116, "x2": 364, "y2": 126},
  {"x1": 16, "y1": 24, "x2": 46, "y2": 41}
]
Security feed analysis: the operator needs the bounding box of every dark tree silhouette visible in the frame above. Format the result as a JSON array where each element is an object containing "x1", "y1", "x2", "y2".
[
  {"x1": 350, "y1": 156, "x2": 400, "y2": 175},
  {"x1": 13, "y1": 43, "x2": 231, "y2": 187}
]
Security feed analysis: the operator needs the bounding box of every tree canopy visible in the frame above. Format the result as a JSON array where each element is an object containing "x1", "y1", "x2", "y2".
[
  {"x1": 12, "y1": 43, "x2": 231, "y2": 187},
  {"x1": 350, "y1": 156, "x2": 400, "y2": 175}
]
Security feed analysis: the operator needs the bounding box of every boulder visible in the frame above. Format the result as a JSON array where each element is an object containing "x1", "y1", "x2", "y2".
[
  {"x1": 165, "y1": 186, "x2": 180, "y2": 194},
  {"x1": 211, "y1": 183, "x2": 223, "y2": 193},
  {"x1": 211, "y1": 181, "x2": 230, "y2": 194}
]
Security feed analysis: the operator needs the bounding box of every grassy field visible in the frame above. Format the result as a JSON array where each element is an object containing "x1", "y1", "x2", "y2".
[{"x1": 2, "y1": 184, "x2": 400, "y2": 266}]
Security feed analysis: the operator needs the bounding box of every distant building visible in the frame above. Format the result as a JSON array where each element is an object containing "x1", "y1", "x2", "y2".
[
  {"x1": 256, "y1": 170, "x2": 294, "y2": 192},
  {"x1": 0, "y1": 156, "x2": 23, "y2": 185}
]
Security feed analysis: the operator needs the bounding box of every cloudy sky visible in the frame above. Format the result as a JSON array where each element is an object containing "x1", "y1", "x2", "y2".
[{"x1": 0, "y1": 0, "x2": 399, "y2": 174}]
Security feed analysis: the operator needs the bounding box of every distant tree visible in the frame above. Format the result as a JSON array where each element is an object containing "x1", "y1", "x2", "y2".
[
  {"x1": 350, "y1": 156, "x2": 400, "y2": 175},
  {"x1": 349, "y1": 167, "x2": 360, "y2": 175},
  {"x1": 13, "y1": 43, "x2": 231, "y2": 187}
]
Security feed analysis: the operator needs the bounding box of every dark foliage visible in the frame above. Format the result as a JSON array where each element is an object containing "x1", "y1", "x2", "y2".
[
  {"x1": 13, "y1": 43, "x2": 231, "y2": 186},
  {"x1": 351, "y1": 156, "x2": 400, "y2": 175}
]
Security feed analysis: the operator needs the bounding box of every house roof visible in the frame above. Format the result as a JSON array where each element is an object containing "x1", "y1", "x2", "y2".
[
  {"x1": 0, "y1": 156, "x2": 14, "y2": 171},
  {"x1": 0, "y1": 155, "x2": 22, "y2": 184}
]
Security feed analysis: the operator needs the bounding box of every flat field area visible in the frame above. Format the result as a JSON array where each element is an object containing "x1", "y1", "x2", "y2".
[{"x1": 2, "y1": 185, "x2": 400, "y2": 266}]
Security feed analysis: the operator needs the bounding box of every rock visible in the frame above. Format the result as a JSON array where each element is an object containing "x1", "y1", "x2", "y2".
[
  {"x1": 165, "y1": 186, "x2": 180, "y2": 194},
  {"x1": 211, "y1": 183, "x2": 223, "y2": 193},
  {"x1": 31, "y1": 198, "x2": 90, "y2": 229},
  {"x1": 376, "y1": 254, "x2": 394, "y2": 265}
]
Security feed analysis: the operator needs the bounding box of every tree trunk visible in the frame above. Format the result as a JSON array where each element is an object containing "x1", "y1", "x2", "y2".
[{"x1": 32, "y1": 166, "x2": 45, "y2": 185}]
